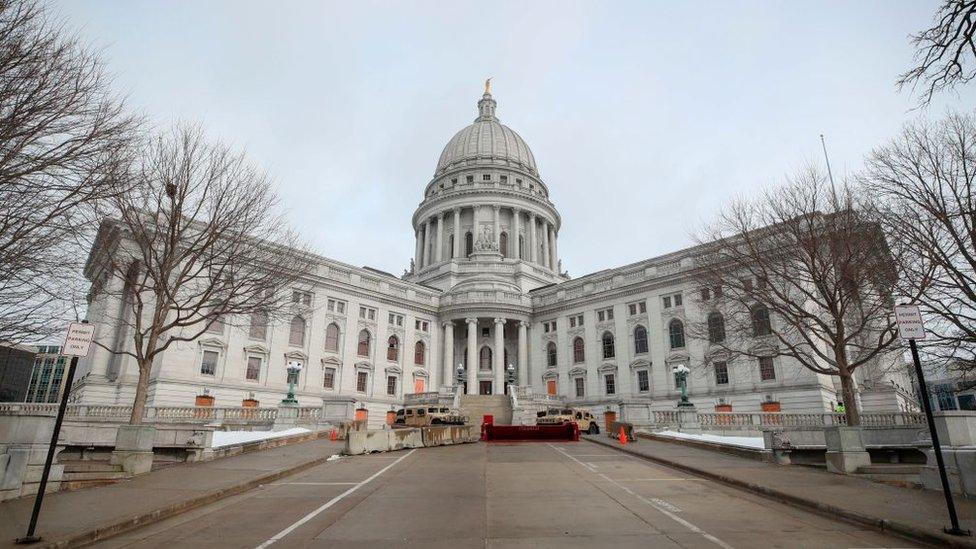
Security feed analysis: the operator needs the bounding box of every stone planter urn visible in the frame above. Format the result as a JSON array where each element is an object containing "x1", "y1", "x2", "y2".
[{"x1": 761, "y1": 401, "x2": 781, "y2": 412}]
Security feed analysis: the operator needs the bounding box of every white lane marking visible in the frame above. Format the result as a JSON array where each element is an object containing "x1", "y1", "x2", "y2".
[
  {"x1": 268, "y1": 482, "x2": 359, "y2": 486},
  {"x1": 254, "y1": 449, "x2": 416, "y2": 548},
  {"x1": 586, "y1": 463, "x2": 599, "y2": 470},
  {"x1": 604, "y1": 478, "x2": 708, "y2": 482},
  {"x1": 548, "y1": 444, "x2": 734, "y2": 549}
]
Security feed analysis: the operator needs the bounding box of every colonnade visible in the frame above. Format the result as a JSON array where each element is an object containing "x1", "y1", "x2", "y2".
[
  {"x1": 415, "y1": 206, "x2": 558, "y2": 271},
  {"x1": 441, "y1": 317, "x2": 529, "y2": 395}
]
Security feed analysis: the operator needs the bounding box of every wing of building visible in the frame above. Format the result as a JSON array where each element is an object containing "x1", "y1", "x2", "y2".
[{"x1": 72, "y1": 90, "x2": 917, "y2": 425}]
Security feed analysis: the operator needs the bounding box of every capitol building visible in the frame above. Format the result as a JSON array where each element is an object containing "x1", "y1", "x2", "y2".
[{"x1": 73, "y1": 88, "x2": 916, "y2": 423}]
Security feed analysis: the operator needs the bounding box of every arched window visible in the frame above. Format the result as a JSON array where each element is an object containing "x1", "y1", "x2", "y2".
[
  {"x1": 324, "y1": 323, "x2": 340, "y2": 352},
  {"x1": 518, "y1": 235, "x2": 525, "y2": 259},
  {"x1": 707, "y1": 313, "x2": 726, "y2": 344},
  {"x1": 752, "y1": 306, "x2": 771, "y2": 337},
  {"x1": 479, "y1": 346, "x2": 492, "y2": 370},
  {"x1": 449, "y1": 235, "x2": 455, "y2": 259},
  {"x1": 547, "y1": 342, "x2": 557, "y2": 367},
  {"x1": 387, "y1": 335, "x2": 399, "y2": 361},
  {"x1": 414, "y1": 341, "x2": 425, "y2": 365},
  {"x1": 669, "y1": 319, "x2": 686, "y2": 349},
  {"x1": 499, "y1": 232, "x2": 508, "y2": 258},
  {"x1": 573, "y1": 337, "x2": 585, "y2": 363},
  {"x1": 288, "y1": 316, "x2": 306, "y2": 347},
  {"x1": 465, "y1": 232, "x2": 473, "y2": 257},
  {"x1": 357, "y1": 329, "x2": 371, "y2": 357},
  {"x1": 602, "y1": 332, "x2": 615, "y2": 359},
  {"x1": 634, "y1": 326, "x2": 648, "y2": 354}
]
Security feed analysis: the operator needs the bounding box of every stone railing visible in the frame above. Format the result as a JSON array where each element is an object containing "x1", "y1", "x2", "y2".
[{"x1": 0, "y1": 403, "x2": 326, "y2": 426}]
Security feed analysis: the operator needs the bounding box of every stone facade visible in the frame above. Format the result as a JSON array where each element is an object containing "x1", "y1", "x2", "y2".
[{"x1": 71, "y1": 90, "x2": 916, "y2": 424}]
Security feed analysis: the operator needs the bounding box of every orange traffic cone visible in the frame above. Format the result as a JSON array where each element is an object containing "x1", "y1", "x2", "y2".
[
  {"x1": 329, "y1": 429, "x2": 338, "y2": 441},
  {"x1": 618, "y1": 426, "x2": 628, "y2": 445}
]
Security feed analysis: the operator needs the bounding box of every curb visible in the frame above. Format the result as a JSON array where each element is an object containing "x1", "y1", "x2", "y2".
[
  {"x1": 585, "y1": 436, "x2": 975, "y2": 549},
  {"x1": 41, "y1": 448, "x2": 335, "y2": 548}
]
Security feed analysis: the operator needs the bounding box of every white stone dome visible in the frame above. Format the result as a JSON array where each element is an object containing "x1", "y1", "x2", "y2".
[{"x1": 434, "y1": 92, "x2": 538, "y2": 177}]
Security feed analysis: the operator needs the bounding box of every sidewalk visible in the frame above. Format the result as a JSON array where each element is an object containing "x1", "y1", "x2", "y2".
[
  {"x1": 585, "y1": 434, "x2": 976, "y2": 549},
  {"x1": 0, "y1": 437, "x2": 343, "y2": 548}
]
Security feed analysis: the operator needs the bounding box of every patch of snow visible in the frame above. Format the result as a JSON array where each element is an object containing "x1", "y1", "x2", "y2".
[
  {"x1": 326, "y1": 454, "x2": 342, "y2": 462},
  {"x1": 654, "y1": 430, "x2": 765, "y2": 450},
  {"x1": 211, "y1": 427, "x2": 311, "y2": 449}
]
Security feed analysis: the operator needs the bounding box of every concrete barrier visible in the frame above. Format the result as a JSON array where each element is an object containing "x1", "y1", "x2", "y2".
[{"x1": 345, "y1": 425, "x2": 477, "y2": 455}]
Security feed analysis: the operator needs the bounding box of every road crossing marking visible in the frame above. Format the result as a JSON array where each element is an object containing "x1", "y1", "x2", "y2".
[
  {"x1": 548, "y1": 443, "x2": 734, "y2": 549},
  {"x1": 254, "y1": 449, "x2": 416, "y2": 548}
]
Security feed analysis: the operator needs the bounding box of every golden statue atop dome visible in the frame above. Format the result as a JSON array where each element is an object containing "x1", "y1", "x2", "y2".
[{"x1": 484, "y1": 77, "x2": 491, "y2": 94}]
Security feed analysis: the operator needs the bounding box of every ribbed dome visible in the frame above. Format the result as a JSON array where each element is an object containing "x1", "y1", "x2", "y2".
[{"x1": 434, "y1": 92, "x2": 538, "y2": 176}]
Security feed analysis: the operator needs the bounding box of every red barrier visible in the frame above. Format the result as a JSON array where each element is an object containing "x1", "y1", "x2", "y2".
[{"x1": 482, "y1": 421, "x2": 580, "y2": 442}]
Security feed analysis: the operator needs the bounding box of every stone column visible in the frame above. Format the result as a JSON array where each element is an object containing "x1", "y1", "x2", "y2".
[
  {"x1": 493, "y1": 318, "x2": 506, "y2": 394},
  {"x1": 541, "y1": 219, "x2": 550, "y2": 269},
  {"x1": 425, "y1": 217, "x2": 435, "y2": 266},
  {"x1": 436, "y1": 211, "x2": 445, "y2": 263},
  {"x1": 529, "y1": 213, "x2": 538, "y2": 263},
  {"x1": 442, "y1": 321, "x2": 454, "y2": 389},
  {"x1": 453, "y1": 208, "x2": 461, "y2": 258},
  {"x1": 414, "y1": 228, "x2": 423, "y2": 270},
  {"x1": 493, "y1": 206, "x2": 501, "y2": 250},
  {"x1": 513, "y1": 209, "x2": 522, "y2": 259},
  {"x1": 466, "y1": 318, "x2": 478, "y2": 395},
  {"x1": 549, "y1": 225, "x2": 557, "y2": 270},
  {"x1": 518, "y1": 321, "x2": 528, "y2": 386}
]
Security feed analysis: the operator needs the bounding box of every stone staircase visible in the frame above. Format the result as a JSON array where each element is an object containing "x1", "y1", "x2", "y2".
[
  {"x1": 59, "y1": 460, "x2": 129, "y2": 491},
  {"x1": 459, "y1": 395, "x2": 512, "y2": 426},
  {"x1": 511, "y1": 393, "x2": 566, "y2": 426}
]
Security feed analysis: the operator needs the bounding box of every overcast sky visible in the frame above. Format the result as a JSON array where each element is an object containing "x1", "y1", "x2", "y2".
[{"x1": 51, "y1": 0, "x2": 976, "y2": 279}]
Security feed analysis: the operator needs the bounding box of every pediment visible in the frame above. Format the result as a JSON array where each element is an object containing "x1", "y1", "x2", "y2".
[
  {"x1": 629, "y1": 359, "x2": 651, "y2": 371},
  {"x1": 198, "y1": 337, "x2": 226, "y2": 349},
  {"x1": 597, "y1": 362, "x2": 618, "y2": 373}
]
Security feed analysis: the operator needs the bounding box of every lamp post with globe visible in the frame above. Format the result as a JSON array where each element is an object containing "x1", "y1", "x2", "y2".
[
  {"x1": 506, "y1": 363, "x2": 516, "y2": 395},
  {"x1": 282, "y1": 360, "x2": 303, "y2": 404},
  {"x1": 672, "y1": 364, "x2": 692, "y2": 407}
]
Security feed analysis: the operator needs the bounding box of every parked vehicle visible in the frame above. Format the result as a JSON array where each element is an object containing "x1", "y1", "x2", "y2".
[
  {"x1": 536, "y1": 407, "x2": 600, "y2": 434},
  {"x1": 395, "y1": 405, "x2": 467, "y2": 427}
]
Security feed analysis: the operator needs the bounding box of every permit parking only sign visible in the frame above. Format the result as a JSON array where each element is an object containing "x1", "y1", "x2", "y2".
[
  {"x1": 63, "y1": 322, "x2": 95, "y2": 357},
  {"x1": 894, "y1": 304, "x2": 926, "y2": 341}
]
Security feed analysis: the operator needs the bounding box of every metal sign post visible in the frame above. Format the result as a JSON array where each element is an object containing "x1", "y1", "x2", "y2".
[
  {"x1": 17, "y1": 321, "x2": 93, "y2": 544},
  {"x1": 894, "y1": 305, "x2": 969, "y2": 537}
]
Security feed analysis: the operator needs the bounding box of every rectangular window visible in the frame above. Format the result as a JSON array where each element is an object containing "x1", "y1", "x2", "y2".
[
  {"x1": 605, "y1": 374, "x2": 616, "y2": 395},
  {"x1": 415, "y1": 320, "x2": 429, "y2": 332},
  {"x1": 759, "y1": 357, "x2": 775, "y2": 381},
  {"x1": 292, "y1": 290, "x2": 312, "y2": 306},
  {"x1": 577, "y1": 314, "x2": 584, "y2": 326},
  {"x1": 597, "y1": 311, "x2": 604, "y2": 322},
  {"x1": 356, "y1": 371, "x2": 368, "y2": 392},
  {"x1": 575, "y1": 377, "x2": 585, "y2": 398},
  {"x1": 701, "y1": 288, "x2": 711, "y2": 301},
  {"x1": 482, "y1": 174, "x2": 491, "y2": 181},
  {"x1": 638, "y1": 370, "x2": 650, "y2": 392},
  {"x1": 360, "y1": 306, "x2": 376, "y2": 320},
  {"x1": 466, "y1": 175, "x2": 474, "y2": 183},
  {"x1": 663, "y1": 296, "x2": 672, "y2": 309},
  {"x1": 674, "y1": 293, "x2": 682, "y2": 307},
  {"x1": 482, "y1": 327, "x2": 489, "y2": 337},
  {"x1": 245, "y1": 356, "x2": 261, "y2": 381},
  {"x1": 387, "y1": 375, "x2": 397, "y2": 396},
  {"x1": 597, "y1": 308, "x2": 613, "y2": 322},
  {"x1": 714, "y1": 361, "x2": 729, "y2": 385},
  {"x1": 628, "y1": 304, "x2": 637, "y2": 316},
  {"x1": 323, "y1": 367, "x2": 335, "y2": 389},
  {"x1": 249, "y1": 312, "x2": 267, "y2": 340},
  {"x1": 639, "y1": 302, "x2": 646, "y2": 313},
  {"x1": 713, "y1": 286, "x2": 723, "y2": 299},
  {"x1": 570, "y1": 316, "x2": 576, "y2": 328},
  {"x1": 200, "y1": 350, "x2": 218, "y2": 376},
  {"x1": 389, "y1": 313, "x2": 404, "y2": 326},
  {"x1": 206, "y1": 316, "x2": 224, "y2": 334}
]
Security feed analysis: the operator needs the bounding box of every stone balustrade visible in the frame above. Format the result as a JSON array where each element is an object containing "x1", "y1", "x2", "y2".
[{"x1": 0, "y1": 403, "x2": 326, "y2": 426}]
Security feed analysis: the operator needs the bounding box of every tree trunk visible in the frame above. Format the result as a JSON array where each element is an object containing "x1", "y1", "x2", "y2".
[
  {"x1": 839, "y1": 372, "x2": 861, "y2": 427},
  {"x1": 129, "y1": 358, "x2": 151, "y2": 424}
]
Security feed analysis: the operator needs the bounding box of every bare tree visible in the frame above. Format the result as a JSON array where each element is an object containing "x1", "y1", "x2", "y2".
[
  {"x1": 0, "y1": 0, "x2": 137, "y2": 343},
  {"x1": 93, "y1": 126, "x2": 312, "y2": 424},
  {"x1": 690, "y1": 169, "x2": 906, "y2": 426},
  {"x1": 898, "y1": 0, "x2": 976, "y2": 106},
  {"x1": 862, "y1": 111, "x2": 976, "y2": 373}
]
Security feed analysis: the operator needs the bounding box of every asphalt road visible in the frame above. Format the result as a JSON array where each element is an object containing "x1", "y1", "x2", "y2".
[{"x1": 95, "y1": 440, "x2": 922, "y2": 548}]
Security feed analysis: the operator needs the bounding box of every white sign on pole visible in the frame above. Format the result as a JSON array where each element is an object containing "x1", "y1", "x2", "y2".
[
  {"x1": 62, "y1": 322, "x2": 95, "y2": 357},
  {"x1": 894, "y1": 304, "x2": 926, "y2": 341}
]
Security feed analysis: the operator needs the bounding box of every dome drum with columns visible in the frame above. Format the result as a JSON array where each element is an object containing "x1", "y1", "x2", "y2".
[{"x1": 406, "y1": 89, "x2": 567, "y2": 296}]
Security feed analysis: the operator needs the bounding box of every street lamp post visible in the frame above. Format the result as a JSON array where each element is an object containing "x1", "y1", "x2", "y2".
[
  {"x1": 672, "y1": 364, "x2": 692, "y2": 407},
  {"x1": 506, "y1": 363, "x2": 516, "y2": 395},
  {"x1": 282, "y1": 360, "x2": 303, "y2": 404}
]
